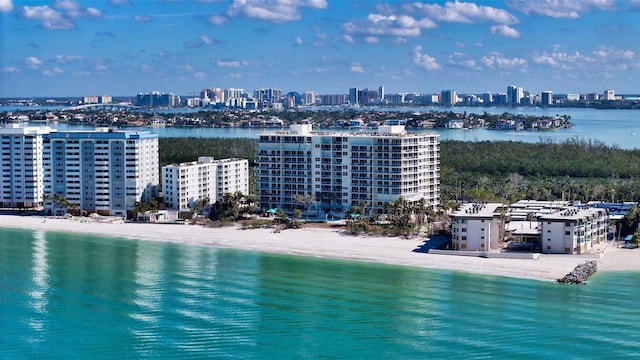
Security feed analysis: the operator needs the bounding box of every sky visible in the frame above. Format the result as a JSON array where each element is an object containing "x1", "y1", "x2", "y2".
[{"x1": 1, "y1": 0, "x2": 640, "y2": 97}]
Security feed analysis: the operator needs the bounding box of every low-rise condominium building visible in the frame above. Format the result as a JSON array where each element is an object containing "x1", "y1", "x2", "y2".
[
  {"x1": 451, "y1": 202, "x2": 506, "y2": 251},
  {"x1": 539, "y1": 206, "x2": 609, "y2": 254},
  {"x1": 162, "y1": 156, "x2": 249, "y2": 211}
]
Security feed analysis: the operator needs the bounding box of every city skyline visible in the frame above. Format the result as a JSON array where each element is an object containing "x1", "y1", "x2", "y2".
[{"x1": 2, "y1": 0, "x2": 640, "y2": 97}]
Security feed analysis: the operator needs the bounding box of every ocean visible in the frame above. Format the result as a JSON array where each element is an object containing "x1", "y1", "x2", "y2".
[{"x1": 2, "y1": 227, "x2": 639, "y2": 359}]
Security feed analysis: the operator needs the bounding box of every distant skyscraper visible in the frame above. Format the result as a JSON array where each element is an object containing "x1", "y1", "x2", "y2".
[
  {"x1": 604, "y1": 89, "x2": 615, "y2": 101},
  {"x1": 482, "y1": 92, "x2": 493, "y2": 104},
  {"x1": 507, "y1": 85, "x2": 524, "y2": 106},
  {"x1": 541, "y1": 91, "x2": 553, "y2": 106},
  {"x1": 441, "y1": 89, "x2": 457, "y2": 106},
  {"x1": 304, "y1": 91, "x2": 316, "y2": 105},
  {"x1": 349, "y1": 87, "x2": 358, "y2": 105},
  {"x1": 378, "y1": 86, "x2": 385, "y2": 101}
]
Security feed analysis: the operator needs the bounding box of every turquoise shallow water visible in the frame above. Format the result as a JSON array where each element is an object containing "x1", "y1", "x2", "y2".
[{"x1": 2, "y1": 227, "x2": 640, "y2": 359}]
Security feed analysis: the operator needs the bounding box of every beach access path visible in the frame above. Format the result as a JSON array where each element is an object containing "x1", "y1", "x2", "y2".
[{"x1": 1, "y1": 215, "x2": 638, "y2": 282}]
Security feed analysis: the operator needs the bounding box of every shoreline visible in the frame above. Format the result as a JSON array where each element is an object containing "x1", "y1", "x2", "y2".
[{"x1": 2, "y1": 215, "x2": 639, "y2": 282}]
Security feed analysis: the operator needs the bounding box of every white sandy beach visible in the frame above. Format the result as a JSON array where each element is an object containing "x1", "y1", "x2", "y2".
[{"x1": 1, "y1": 215, "x2": 638, "y2": 281}]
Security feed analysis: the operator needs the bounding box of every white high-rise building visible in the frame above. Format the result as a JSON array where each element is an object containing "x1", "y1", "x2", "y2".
[
  {"x1": 604, "y1": 89, "x2": 615, "y2": 101},
  {"x1": 162, "y1": 157, "x2": 249, "y2": 211},
  {"x1": 257, "y1": 122, "x2": 440, "y2": 216},
  {"x1": 507, "y1": 85, "x2": 524, "y2": 105},
  {"x1": 0, "y1": 125, "x2": 53, "y2": 208},
  {"x1": 43, "y1": 128, "x2": 159, "y2": 216},
  {"x1": 304, "y1": 91, "x2": 316, "y2": 106}
]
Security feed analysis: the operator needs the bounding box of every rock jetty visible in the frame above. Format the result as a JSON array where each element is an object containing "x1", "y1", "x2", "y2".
[{"x1": 557, "y1": 260, "x2": 598, "y2": 284}]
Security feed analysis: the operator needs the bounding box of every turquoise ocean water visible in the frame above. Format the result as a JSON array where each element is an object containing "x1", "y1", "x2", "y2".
[{"x1": 2, "y1": 227, "x2": 639, "y2": 359}]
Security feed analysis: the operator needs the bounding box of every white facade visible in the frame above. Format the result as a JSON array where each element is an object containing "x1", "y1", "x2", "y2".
[
  {"x1": 539, "y1": 207, "x2": 609, "y2": 254},
  {"x1": 451, "y1": 203, "x2": 505, "y2": 251},
  {"x1": 0, "y1": 125, "x2": 52, "y2": 208},
  {"x1": 257, "y1": 123, "x2": 440, "y2": 216},
  {"x1": 43, "y1": 128, "x2": 159, "y2": 216},
  {"x1": 604, "y1": 89, "x2": 615, "y2": 101},
  {"x1": 162, "y1": 157, "x2": 249, "y2": 210}
]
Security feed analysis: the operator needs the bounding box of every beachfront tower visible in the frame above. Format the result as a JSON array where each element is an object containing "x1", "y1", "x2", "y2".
[
  {"x1": 257, "y1": 123, "x2": 440, "y2": 218},
  {"x1": 162, "y1": 157, "x2": 249, "y2": 213},
  {"x1": 43, "y1": 128, "x2": 159, "y2": 217},
  {"x1": 0, "y1": 124, "x2": 53, "y2": 209}
]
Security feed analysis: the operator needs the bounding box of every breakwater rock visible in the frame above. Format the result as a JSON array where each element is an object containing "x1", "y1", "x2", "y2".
[{"x1": 557, "y1": 260, "x2": 598, "y2": 284}]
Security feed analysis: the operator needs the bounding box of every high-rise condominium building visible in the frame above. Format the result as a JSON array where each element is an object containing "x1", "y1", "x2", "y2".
[
  {"x1": 0, "y1": 125, "x2": 52, "y2": 208},
  {"x1": 257, "y1": 123, "x2": 440, "y2": 216},
  {"x1": 304, "y1": 91, "x2": 316, "y2": 106},
  {"x1": 507, "y1": 85, "x2": 524, "y2": 106},
  {"x1": 541, "y1": 91, "x2": 553, "y2": 106},
  {"x1": 162, "y1": 157, "x2": 249, "y2": 211},
  {"x1": 441, "y1": 89, "x2": 457, "y2": 106},
  {"x1": 43, "y1": 128, "x2": 159, "y2": 216},
  {"x1": 604, "y1": 89, "x2": 615, "y2": 101}
]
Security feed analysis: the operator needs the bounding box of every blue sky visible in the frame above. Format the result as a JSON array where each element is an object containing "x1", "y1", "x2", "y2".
[{"x1": 2, "y1": 0, "x2": 639, "y2": 97}]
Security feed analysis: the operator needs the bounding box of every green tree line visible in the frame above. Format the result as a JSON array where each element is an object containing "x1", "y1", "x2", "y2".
[{"x1": 159, "y1": 137, "x2": 257, "y2": 166}]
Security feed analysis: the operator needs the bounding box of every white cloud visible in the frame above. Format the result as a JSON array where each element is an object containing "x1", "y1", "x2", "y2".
[
  {"x1": 3, "y1": 66, "x2": 20, "y2": 73},
  {"x1": 25, "y1": 56, "x2": 43, "y2": 68},
  {"x1": 408, "y1": 1, "x2": 519, "y2": 24},
  {"x1": 229, "y1": 72, "x2": 242, "y2": 78},
  {"x1": 531, "y1": 45, "x2": 635, "y2": 70},
  {"x1": 55, "y1": 0, "x2": 102, "y2": 18},
  {"x1": 313, "y1": 67, "x2": 329, "y2": 73},
  {"x1": 43, "y1": 67, "x2": 64, "y2": 76},
  {"x1": 208, "y1": 15, "x2": 226, "y2": 25},
  {"x1": 480, "y1": 54, "x2": 527, "y2": 68},
  {"x1": 364, "y1": 36, "x2": 378, "y2": 44},
  {"x1": 86, "y1": 8, "x2": 102, "y2": 17},
  {"x1": 215, "y1": 60, "x2": 249, "y2": 67},
  {"x1": 490, "y1": 24, "x2": 521, "y2": 38},
  {"x1": 55, "y1": 54, "x2": 83, "y2": 62},
  {"x1": 412, "y1": 46, "x2": 441, "y2": 70},
  {"x1": 20, "y1": 6, "x2": 73, "y2": 29},
  {"x1": 294, "y1": 37, "x2": 304, "y2": 45},
  {"x1": 20, "y1": 0, "x2": 103, "y2": 29},
  {"x1": 224, "y1": 0, "x2": 328, "y2": 23},
  {"x1": 506, "y1": 0, "x2": 616, "y2": 18},
  {"x1": 342, "y1": 13, "x2": 436, "y2": 37},
  {"x1": 340, "y1": 34, "x2": 355, "y2": 43},
  {"x1": 200, "y1": 35, "x2": 213, "y2": 45},
  {"x1": 592, "y1": 47, "x2": 634, "y2": 60},
  {"x1": 448, "y1": 52, "x2": 478, "y2": 69},
  {"x1": 193, "y1": 72, "x2": 207, "y2": 80},
  {"x1": 350, "y1": 62, "x2": 365, "y2": 73},
  {"x1": 393, "y1": 37, "x2": 407, "y2": 44},
  {"x1": 133, "y1": 15, "x2": 152, "y2": 22},
  {"x1": 109, "y1": 0, "x2": 131, "y2": 5},
  {"x1": 0, "y1": 0, "x2": 13, "y2": 12}
]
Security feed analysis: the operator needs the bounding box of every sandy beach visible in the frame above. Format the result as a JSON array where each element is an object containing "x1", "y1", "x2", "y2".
[{"x1": 2, "y1": 215, "x2": 638, "y2": 281}]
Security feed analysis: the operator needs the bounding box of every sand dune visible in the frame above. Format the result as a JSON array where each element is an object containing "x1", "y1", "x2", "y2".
[{"x1": 2, "y1": 215, "x2": 638, "y2": 281}]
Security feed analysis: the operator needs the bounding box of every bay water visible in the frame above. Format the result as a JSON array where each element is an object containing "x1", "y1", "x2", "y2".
[
  {"x1": 2, "y1": 227, "x2": 639, "y2": 358},
  {"x1": 20, "y1": 107, "x2": 640, "y2": 149}
]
